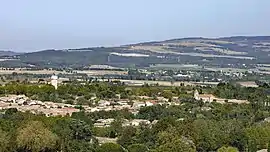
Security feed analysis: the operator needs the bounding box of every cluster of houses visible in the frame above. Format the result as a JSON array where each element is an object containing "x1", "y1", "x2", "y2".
[
  {"x1": 0, "y1": 94, "x2": 180, "y2": 117},
  {"x1": 94, "y1": 118, "x2": 155, "y2": 128},
  {"x1": 83, "y1": 96, "x2": 180, "y2": 115},
  {"x1": 194, "y1": 90, "x2": 249, "y2": 104},
  {"x1": 0, "y1": 95, "x2": 80, "y2": 116},
  {"x1": 0, "y1": 89, "x2": 250, "y2": 118}
]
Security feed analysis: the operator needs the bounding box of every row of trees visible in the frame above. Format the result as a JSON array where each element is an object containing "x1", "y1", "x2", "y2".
[
  {"x1": 0, "y1": 108, "x2": 138, "y2": 152},
  {"x1": 1, "y1": 100, "x2": 270, "y2": 151}
]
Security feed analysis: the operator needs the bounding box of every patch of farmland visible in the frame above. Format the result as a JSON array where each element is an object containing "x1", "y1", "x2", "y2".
[
  {"x1": 128, "y1": 45, "x2": 254, "y2": 60},
  {"x1": 149, "y1": 64, "x2": 202, "y2": 70},
  {"x1": 176, "y1": 52, "x2": 254, "y2": 59},
  {"x1": 128, "y1": 45, "x2": 176, "y2": 54},
  {"x1": 74, "y1": 70, "x2": 128, "y2": 76},
  {"x1": 194, "y1": 47, "x2": 247, "y2": 55},
  {"x1": 162, "y1": 41, "x2": 218, "y2": 47},
  {"x1": 110, "y1": 52, "x2": 149, "y2": 57},
  {"x1": 204, "y1": 67, "x2": 249, "y2": 72},
  {"x1": 202, "y1": 40, "x2": 235, "y2": 44}
]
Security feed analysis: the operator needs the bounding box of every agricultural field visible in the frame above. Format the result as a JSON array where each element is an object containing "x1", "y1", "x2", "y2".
[
  {"x1": 194, "y1": 46, "x2": 247, "y2": 55},
  {"x1": 112, "y1": 79, "x2": 219, "y2": 87},
  {"x1": 75, "y1": 70, "x2": 128, "y2": 76},
  {"x1": 204, "y1": 67, "x2": 249, "y2": 73},
  {"x1": 127, "y1": 43, "x2": 254, "y2": 60},
  {"x1": 176, "y1": 52, "x2": 254, "y2": 59},
  {"x1": 149, "y1": 64, "x2": 203, "y2": 70},
  {"x1": 128, "y1": 45, "x2": 176, "y2": 54}
]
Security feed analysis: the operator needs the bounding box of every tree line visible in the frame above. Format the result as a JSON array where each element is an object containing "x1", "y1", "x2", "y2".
[{"x1": 2, "y1": 98, "x2": 270, "y2": 151}]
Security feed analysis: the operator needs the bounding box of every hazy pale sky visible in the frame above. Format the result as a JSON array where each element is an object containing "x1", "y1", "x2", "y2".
[{"x1": 1, "y1": 0, "x2": 270, "y2": 52}]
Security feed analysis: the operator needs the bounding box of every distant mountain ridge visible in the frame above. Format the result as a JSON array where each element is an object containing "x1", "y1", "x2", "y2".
[
  {"x1": 1, "y1": 36, "x2": 270, "y2": 68},
  {"x1": 0, "y1": 51, "x2": 20, "y2": 57},
  {"x1": 219, "y1": 36, "x2": 270, "y2": 41},
  {"x1": 123, "y1": 36, "x2": 270, "y2": 46}
]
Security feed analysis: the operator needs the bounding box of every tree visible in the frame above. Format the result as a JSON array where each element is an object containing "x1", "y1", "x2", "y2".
[
  {"x1": 267, "y1": 141, "x2": 270, "y2": 152},
  {"x1": 16, "y1": 121, "x2": 58, "y2": 152},
  {"x1": 4, "y1": 108, "x2": 18, "y2": 116},
  {"x1": 217, "y1": 146, "x2": 239, "y2": 152},
  {"x1": 53, "y1": 118, "x2": 96, "y2": 152},
  {"x1": 161, "y1": 90, "x2": 173, "y2": 99},
  {"x1": 152, "y1": 117, "x2": 177, "y2": 134},
  {"x1": 154, "y1": 127, "x2": 196, "y2": 152},
  {"x1": 247, "y1": 140, "x2": 257, "y2": 152},
  {"x1": 0, "y1": 129, "x2": 9, "y2": 152},
  {"x1": 192, "y1": 119, "x2": 245, "y2": 151},
  {"x1": 137, "y1": 105, "x2": 166, "y2": 121},
  {"x1": 53, "y1": 118, "x2": 73, "y2": 151},
  {"x1": 97, "y1": 143, "x2": 125, "y2": 152},
  {"x1": 71, "y1": 111, "x2": 93, "y2": 125},
  {"x1": 66, "y1": 140, "x2": 96, "y2": 152},
  {"x1": 135, "y1": 125, "x2": 156, "y2": 149},
  {"x1": 127, "y1": 144, "x2": 148, "y2": 152},
  {"x1": 68, "y1": 119, "x2": 93, "y2": 141},
  {"x1": 110, "y1": 118, "x2": 123, "y2": 137},
  {"x1": 245, "y1": 124, "x2": 270, "y2": 150},
  {"x1": 77, "y1": 97, "x2": 89, "y2": 105},
  {"x1": 155, "y1": 139, "x2": 196, "y2": 152},
  {"x1": 65, "y1": 99, "x2": 74, "y2": 105},
  {"x1": 117, "y1": 126, "x2": 137, "y2": 147}
]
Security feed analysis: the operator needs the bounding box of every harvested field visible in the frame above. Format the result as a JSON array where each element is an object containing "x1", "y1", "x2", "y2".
[
  {"x1": 204, "y1": 67, "x2": 249, "y2": 73},
  {"x1": 128, "y1": 45, "x2": 254, "y2": 60},
  {"x1": 176, "y1": 52, "x2": 254, "y2": 59},
  {"x1": 112, "y1": 79, "x2": 219, "y2": 87},
  {"x1": 163, "y1": 42, "x2": 218, "y2": 47},
  {"x1": 128, "y1": 45, "x2": 175, "y2": 54},
  {"x1": 194, "y1": 47, "x2": 247, "y2": 55},
  {"x1": 75, "y1": 70, "x2": 128, "y2": 76}
]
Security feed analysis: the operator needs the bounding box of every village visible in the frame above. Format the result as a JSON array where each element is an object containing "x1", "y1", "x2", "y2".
[
  {"x1": 0, "y1": 75, "x2": 251, "y2": 114},
  {"x1": 0, "y1": 93, "x2": 177, "y2": 119},
  {"x1": 0, "y1": 93, "x2": 180, "y2": 132},
  {"x1": 0, "y1": 90, "x2": 249, "y2": 116},
  {"x1": 0, "y1": 86, "x2": 251, "y2": 130}
]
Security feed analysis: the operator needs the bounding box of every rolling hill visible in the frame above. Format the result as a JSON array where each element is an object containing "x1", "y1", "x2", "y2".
[
  {"x1": 1, "y1": 36, "x2": 270, "y2": 68},
  {"x1": 0, "y1": 51, "x2": 20, "y2": 56}
]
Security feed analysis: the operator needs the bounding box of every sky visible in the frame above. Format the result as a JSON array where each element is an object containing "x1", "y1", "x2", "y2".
[{"x1": 0, "y1": 0, "x2": 270, "y2": 52}]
